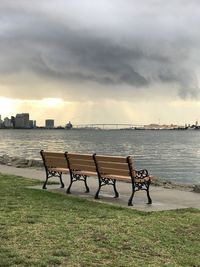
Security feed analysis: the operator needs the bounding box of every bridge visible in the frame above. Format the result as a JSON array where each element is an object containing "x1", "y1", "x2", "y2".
[{"x1": 73, "y1": 123, "x2": 144, "y2": 129}]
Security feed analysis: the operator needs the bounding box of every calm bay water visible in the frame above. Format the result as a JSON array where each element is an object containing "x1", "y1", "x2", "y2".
[{"x1": 0, "y1": 129, "x2": 200, "y2": 185}]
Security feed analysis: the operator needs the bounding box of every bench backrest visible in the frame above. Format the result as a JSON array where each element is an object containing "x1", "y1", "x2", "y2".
[
  {"x1": 94, "y1": 155, "x2": 135, "y2": 177},
  {"x1": 66, "y1": 153, "x2": 97, "y2": 173},
  {"x1": 40, "y1": 150, "x2": 69, "y2": 169}
]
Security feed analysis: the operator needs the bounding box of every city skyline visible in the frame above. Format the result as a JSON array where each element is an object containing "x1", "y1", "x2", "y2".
[
  {"x1": 0, "y1": 1, "x2": 200, "y2": 125},
  {"x1": 0, "y1": 111, "x2": 198, "y2": 129}
]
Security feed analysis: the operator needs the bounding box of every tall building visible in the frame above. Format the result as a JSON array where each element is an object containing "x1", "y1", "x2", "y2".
[
  {"x1": 4, "y1": 117, "x2": 13, "y2": 128},
  {"x1": 11, "y1": 116, "x2": 16, "y2": 128},
  {"x1": 29, "y1": 120, "x2": 36, "y2": 128},
  {"x1": 15, "y1": 113, "x2": 30, "y2": 128},
  {"x1": 45, "y1": 119, "x2": 54, "y2": 128}
]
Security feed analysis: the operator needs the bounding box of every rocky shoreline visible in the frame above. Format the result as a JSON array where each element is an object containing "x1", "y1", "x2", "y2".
[
  {"x1": 0, "y1": 154, "x2": 43, "y2": 168},
  {"x1": 0, "y1": 154, "x2": 199, "y2": 193}
]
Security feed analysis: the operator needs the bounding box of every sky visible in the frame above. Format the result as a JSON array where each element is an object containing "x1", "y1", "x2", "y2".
[{"x1": 0, "y1": 0, "x2": 200, "y2": 126}]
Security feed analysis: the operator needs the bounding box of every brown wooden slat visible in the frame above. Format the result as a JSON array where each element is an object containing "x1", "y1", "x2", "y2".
[
  {"x1": 104, "y1": 174, "x2": 131, "y2": 182},
  {"x1": 95, "y1": 155, "x2": 128, "y2": 163},
  {"x1": 45, "y1": 157, "x2": 67, "y2": 163},
  {"x1": 42, "y1": 152, "x2": 65, "y2": 158},
  {"x1": 98, "y1": 167, "x2": 129, "y2": 177},
  {"x1": 47, "y1": 162, "x2": 68, "y2": 168},
  {"x1": 49, "y1": 167, "x2": 69, "y2": 174},
  {"x1": 72, "y1": 170, "x2": 97, "y2": 177},
  {"x1": 45, "y1": 158, "x2": 68, "y2": 168},
  {"x1": 67, "y1": 153, "x2": 93, "y2": 160},
  {"x1": 70, "y1": 163, "x2": 96, "y2": 172},
  {"x1": 69, "y1": 158, "x2": 95, "y2": 166},
  {"x1": 97, "y1": 161, "x2": 129, "y2": 170},
  {"x1": 45, "y1": 156, "x2": 67, "y2": 162}
]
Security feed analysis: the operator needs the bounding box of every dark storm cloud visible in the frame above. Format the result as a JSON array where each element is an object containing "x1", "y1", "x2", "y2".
[
  {"x1": 0, "y1": 9, "x2": 148, "y2": 87},
  {"x1": 0, "y1": 0, "x2": 200, "y2": 99}
]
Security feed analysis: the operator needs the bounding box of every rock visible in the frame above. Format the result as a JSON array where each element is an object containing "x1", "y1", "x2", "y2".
[
  {"x1": 0, "y1": 154, "x2": 10, "y2": 164},
  {"x1": 163, "y1": 183, "x2": 173, "y2": 189},
  {"x1": 193, "y1": 185, "x2": 200, "y2": 193},
  {"x1": 27, "y1": 159, "x2": 43, "y2": 167},
  {"x1": 0, "y1": 154, "x2": 43, "y2": 169},
  {"x1": 12, "y1": 158, "x2": 29, "y2": 167}
]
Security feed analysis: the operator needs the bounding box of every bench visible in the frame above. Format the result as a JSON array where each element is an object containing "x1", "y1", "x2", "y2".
[
  {"x1": 93, "y1": 154, "x2": 152, "y2": 206},
  {"x1": 40, "y1": 150, "x2": 69, "y2": 189},
  {"x1": 40, "y1": 150, "x2": 153, "y2": 206},
  {"x1": 65, "y1": 153, "x2": 97, "y2": 194}
]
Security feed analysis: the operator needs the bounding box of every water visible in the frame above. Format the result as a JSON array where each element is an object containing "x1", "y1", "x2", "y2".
[{"x1": 0, "y1": 129, "x2": 200, "y2": 185}]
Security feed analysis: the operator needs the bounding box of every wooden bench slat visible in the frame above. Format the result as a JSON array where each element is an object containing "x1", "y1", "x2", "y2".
[
  {"x1": 67, "y1": 153, "x2": 94, "y2": 160},
  {"x1": 69, "y1": 158, "x2": 95, "y2": 166},
  {"x1": 45, "y1": 157, "x2": 68, "y2": 163},
  {"x1": 95, "y1": 155, "x2": 128, "y2": 163},
  {"x1": 98, "y1": 167, "x2": 130, "y2": 177},
  {"x1": 97, "y1": 161, "x2": 129, "y2": 170},
  {"x1": 42, "y1": 152, "x2": 65, "y2": 158},
  {"x1": 49, "y1": 167, "x2": 69, "y2": 174},
  {"x1": 70, "y1": 164, "x2": 97, "y2": 172},
  {"x1": 104, "y1": 174, "x2": 131, "y2": 182},
  {"x1": 47, "y1": 163, "x2": 69, "y2": 168},
  {"x1": 72, "y1": 170, "x2": 97, "y2": 177}
]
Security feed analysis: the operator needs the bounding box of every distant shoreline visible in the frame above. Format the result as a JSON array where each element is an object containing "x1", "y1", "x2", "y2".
[
  {"x1": 0, "y1": 128, "x2": 200, "y2": 130},
  {"x1": 0, "y1": 126, "x2": 200, "y2": 131}
]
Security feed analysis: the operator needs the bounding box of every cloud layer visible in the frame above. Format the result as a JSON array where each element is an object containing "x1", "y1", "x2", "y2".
[{"x1": 0, "y1": 0, "x2": 200, "y2": 100}]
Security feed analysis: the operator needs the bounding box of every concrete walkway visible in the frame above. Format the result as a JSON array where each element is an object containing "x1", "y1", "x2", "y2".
[{"x1": 0, "y1": 164, "x2": 200, "y2": 212}]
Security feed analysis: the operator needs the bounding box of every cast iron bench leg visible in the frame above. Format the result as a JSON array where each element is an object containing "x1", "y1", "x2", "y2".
[
  {"x1": 83, "y1": 175, "x2": 90, "y2": 193},
  {"x1": 95, "y1": 187, "x2": 101, "y2": 199},
  {"x1": 42, "y1": 176, "x2": 48, "y2": 189},
  {"x1": 128, "y1": 183, "x2": 135, "y2": 206},
  {"x1": 128, "y1": 191, "x2": 135, "y2": 206},
  {"x1": 66, "y1": 176, "x2": 73, "y2": 194},
  {"x1": 113, "y1": 180, "x2": 119, "y2": 198},
  {"x1": 146, "y1": 182, "x2": 152, "y2": 204},
  {"x1": 59, "y1": 173, "x2": 65, "y2": 188}
]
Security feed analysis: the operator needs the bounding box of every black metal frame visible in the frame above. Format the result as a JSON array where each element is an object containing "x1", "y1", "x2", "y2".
[
  {"x1": 94, "y1": 177, "x2": 119, "y2": 199},
  {"x1": 127, "y1": 157, "x2": 152, "y2": 206},
  {"x1": 93, "y1": 155, "x2": 152, "y2": 206},
  {"x1": 40, "y1": 150, "x2": 65, "y2": 189},
  {"x1": 65, "y1": 152, "x2": 90, "y2": 194}
]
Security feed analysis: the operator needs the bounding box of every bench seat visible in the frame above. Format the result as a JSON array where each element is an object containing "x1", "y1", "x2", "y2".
[
  {"x1": 48, "y1": 167, "x2": 69, "y2": 174},
  {"x1": 102, "y1": 174, "x2": 153, "y2": 183},
  {"x1": 71, "y1": 170, "x2": 97, "y2": 177}
]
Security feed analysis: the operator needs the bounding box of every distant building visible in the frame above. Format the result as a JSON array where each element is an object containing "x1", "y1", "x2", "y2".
[
  {"x1": 4, "y1": 117, "x2": 13, "y2": 128},
  {"x1": 11, "y1": 116, "x2": 16, "y2": 128},
  {"x1": 45, "y1": 119, "x2": 54, "y2": 128},
  {"x1": 15, "y1": 113, "x2": 30, "y2": 128},
  {"x1": 29, "y1": 120, "x2": 36, "y2": 128}
]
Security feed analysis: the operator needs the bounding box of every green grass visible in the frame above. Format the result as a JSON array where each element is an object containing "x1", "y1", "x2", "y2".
[{"x1": 0, "y1": 174, "x2": 199, "y2": 267}]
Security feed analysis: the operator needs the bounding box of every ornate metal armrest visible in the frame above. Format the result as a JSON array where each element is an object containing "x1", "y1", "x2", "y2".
[{"x1": 135, "y1": 169, "x2": 149, "y2": 179}]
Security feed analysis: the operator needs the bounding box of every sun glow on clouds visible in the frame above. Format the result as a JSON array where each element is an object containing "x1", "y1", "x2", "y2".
[
  {"x1": 1, "y1": 96, "x2": 200, "y2": 126},
  {"x1": 42, "y1": 98, "x2": 64, "y2": 108},
  {"x1": 0, "y1": 97, "x2": 74, "y2": 126},
  {"x1": 0, "y1": 97, "x2": 17, "y2": 117},
  {"x1": 0, "y1": 97, "x2": 66, "y2": 114}
]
